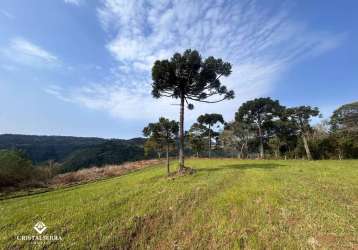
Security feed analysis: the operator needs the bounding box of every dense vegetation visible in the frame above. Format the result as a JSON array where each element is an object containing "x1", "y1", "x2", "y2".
[
  {"x1": 61, "y1": 140, "x2": 146, "y2": 172},
  {"x1": 141, "y1": 100, "x2": 358, "y2": 161},
  {"x1": 0, "y1": 136, "x2": 148, "y2": 188},
  {"x1": 1, "y1": 159, "x2": 357, "y2": 249},
  {"x1": 0, "y1": 135, "x2": 146, "y2": 167},
  {"x1": 0, "y1": 134, "x2": 106, "y2": 163},
  {"x1": 0, "y1": 150, "x2": 33, "y2": 187}
]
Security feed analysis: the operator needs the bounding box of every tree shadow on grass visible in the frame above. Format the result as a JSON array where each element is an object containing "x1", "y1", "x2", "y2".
[{"x1": 196, "y1": 163, "x2": 284, "y2": 173}]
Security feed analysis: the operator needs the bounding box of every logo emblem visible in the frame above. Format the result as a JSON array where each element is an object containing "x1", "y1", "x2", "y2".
[{"x1": 33, "y1": 221, "x2": 47, "y2": 234}]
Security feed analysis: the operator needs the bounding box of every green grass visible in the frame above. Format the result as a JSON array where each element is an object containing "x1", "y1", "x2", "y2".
[{"x1": 1, "y1": 159, "x2": 357, "y2": 249}]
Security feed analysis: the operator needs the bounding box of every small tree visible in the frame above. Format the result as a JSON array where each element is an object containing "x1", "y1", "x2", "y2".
[
  {"x1": 144, "y1": 138, "x2": 163, "y2": 159},
  {"x1": 151, "y1": 49, "x2": 234, "y2": 172},
  {"x1": 188, "y1": 123, "x2": 207, "y2": 157},
  {"x1": 0, "y1": 150, "x2": 33, "y2": 187},
  {"x1": 220, "y1": 126, "x2": 236, "y2": 158},
  {"x1": 223, "y1": 121, "x2": 252, "y2": 159},
  {"x1": 235, "y1": 97, "x2": 283, "y2": 159},
  {"x1": 268, "y1": 136, "x2": 282, "y2": 159},
  {"x1": 287, "y1": 106, "x2": 320, "y2": 160},
  {"x1": 271, "y1": 117, "x2": 298, "y2": 159},
  {"x1": 143, "y1": 117, "x2": 179, "y2": 175},
  {"x1": 197, "y1": 113, "x2": 224, "y2": 158}
]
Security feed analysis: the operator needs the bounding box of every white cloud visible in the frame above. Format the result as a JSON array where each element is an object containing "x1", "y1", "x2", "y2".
[
  {"x1": 44, "y1": 85, "x2": 72, "y2": 102},
  {"x1": 1, "y1": 37, "x2": 59, "y2": 68},
  {"x1": 11, "y1": 38, "x2": 58, "y2": 62},
  {"x1": 0, "y1": 10, "x2": 15, "y2": 19},
  {"x1": 49, "y1": 0, "x2": 344, "y2": 125},
  {"x1": 64, "y1": 0, "x2": 83, "y2": 6}
]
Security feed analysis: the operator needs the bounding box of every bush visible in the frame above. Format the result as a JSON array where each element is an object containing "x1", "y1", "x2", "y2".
[{"x1": 0, "y1": 150, "x2": 33, "y2": 187}]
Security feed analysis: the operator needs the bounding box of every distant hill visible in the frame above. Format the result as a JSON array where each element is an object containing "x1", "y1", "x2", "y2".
[
  {"x1": 0, "y1": 134, "x2": 148, "y2": 170},
  {"x1": 62, "y1": 140, "x2": 147, "y2": 172}
]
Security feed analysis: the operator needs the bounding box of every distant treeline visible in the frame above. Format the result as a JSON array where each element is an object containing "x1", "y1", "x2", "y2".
[
  {"x1": 144, "y1": 99, "x2": 358, "y2": 161},
  {"x1": 0, "y1": 135, "x2": 148, "y2": 171},
  {"x1": 0, "y1": 135, "x2": 151, "y2": 189}
]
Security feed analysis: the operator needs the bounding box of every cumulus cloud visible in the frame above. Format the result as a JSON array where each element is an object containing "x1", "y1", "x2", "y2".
[{"x1": 49, "y1": 0, "x2": 344, "y2": 125}]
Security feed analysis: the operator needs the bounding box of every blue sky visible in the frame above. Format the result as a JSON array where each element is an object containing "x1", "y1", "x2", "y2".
[{"x1": 0, "y1": 0, "x2": 357, "y2": 139}]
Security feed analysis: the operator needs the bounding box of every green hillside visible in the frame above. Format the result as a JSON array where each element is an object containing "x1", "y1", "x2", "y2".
[
  {"x1": 0, "y1": 134, "x2": 148, "y2": 171},
  {"x1": 0, "y1": 134, "x2": 106, "y2": 163},
  {"x1": 1, "y1": 159, "x2": 357, "y2": 249}
]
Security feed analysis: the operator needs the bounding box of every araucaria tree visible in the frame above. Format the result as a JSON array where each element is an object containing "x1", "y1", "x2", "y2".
[
  {"x1": 287, "y1": 106, "x2": 320, "y2": 160},
  {"x1": 197, "y1": 113, "x2": 224, "y2": 158},
  {"x1": 235, "y1": 97, "x2": 283, "y2": 159},
  {"x1": 151, "y1": 49, "x2": 234, "y2": 171},
  {"x1": 143, "y1": 117, "x2": 179, "y2": 175}
]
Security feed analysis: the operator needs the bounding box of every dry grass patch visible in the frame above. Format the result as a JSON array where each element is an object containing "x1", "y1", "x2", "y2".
[{"x1": 50, "y1": 159, "x2": 161, "y2": 186}]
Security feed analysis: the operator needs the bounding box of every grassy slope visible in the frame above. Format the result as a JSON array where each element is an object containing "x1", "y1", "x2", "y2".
[{"x1": 0, "y1": 159, "x2": 357, "y2": 249}]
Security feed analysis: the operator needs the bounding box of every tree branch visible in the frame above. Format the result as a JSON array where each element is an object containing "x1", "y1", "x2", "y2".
[{"x1": 186, "y1": 96, "x2": 228, "y2": 103}]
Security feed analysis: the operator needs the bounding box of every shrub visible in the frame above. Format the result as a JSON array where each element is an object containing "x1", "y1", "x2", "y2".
[{"x1": 0, "y1": 150, "x2": 33, "y2": 187}]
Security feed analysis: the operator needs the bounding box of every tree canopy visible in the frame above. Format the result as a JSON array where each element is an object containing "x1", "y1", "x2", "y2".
[
  {"x1": 143, "y1": 117, "x2": 179, "y2": 175},
  {"x1": 331, "y1": 101, "x2": 358, "y2": 133},
  {"x1": 235, "y1": 97, "x2": 284, "y2": 158},
  {"x1": 197, "y1": 113, "x2": 225, "y2": 157},
  {"x1": 188, "y1": 123, "x2": 207, "y2": 157},
  {"x1": 151, "y1": 49, "x2": 234, "y2": 106},
  {"x1": 0, "y1": 150, "x2": 33, "y2": 187},
  {"x1": 151, "y1": 49, "x2": 234, "y2": 170},
  {"x1": 286, "y1": 106, "x2": 320, "y2": 160}
]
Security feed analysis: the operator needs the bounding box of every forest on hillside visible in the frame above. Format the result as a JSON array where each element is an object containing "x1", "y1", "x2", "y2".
[{"x1": 0, "y1": 135, "x2": 147, "y2": 169}]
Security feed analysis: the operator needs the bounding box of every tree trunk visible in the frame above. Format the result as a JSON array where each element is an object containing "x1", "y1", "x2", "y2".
[
  {"x1": 178, "y1": 95, "x2": 185, "y2": 171},
  {"x1": 239, "y1": 144, "x2": 245, "y2": 159},
  {"x1": 166, "y1": 144, "x2": 170, "y2": 175},
  {"x1": 302, "y1": 133, "x2": 312, "y2": 160},
  {"x1": 275, "y1": 144, "x2": 280, "y2": 159},
  {"x1": 196, "y1": 151, "x2": 199, "y2": 158},
  {"x1": 258, "y1": 125, "x2": 264, "y2": 159},
  {"x1": 338, "y1": 148, "x2": 343, "y2": 160},
  {"x1": 208, "y1": 124, "x2": 211, "y2": 158}
]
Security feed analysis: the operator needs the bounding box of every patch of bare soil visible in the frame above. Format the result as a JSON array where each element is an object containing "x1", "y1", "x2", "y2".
[
  {"x1": 315, "y1": 234, "x2": 358, "y2": 249},
  {"x1": 167, "y1": 166, "x2": 196, "y2": 180}
]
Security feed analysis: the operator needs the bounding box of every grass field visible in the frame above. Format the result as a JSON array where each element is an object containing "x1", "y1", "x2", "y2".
[{"x1": 0, "y1": 159, "x2": 357, "y2": 249}]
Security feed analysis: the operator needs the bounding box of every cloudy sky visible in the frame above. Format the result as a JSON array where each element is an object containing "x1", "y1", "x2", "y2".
[{"x1": 0, "y1": 0, "x2": 357, "y2": 138}]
